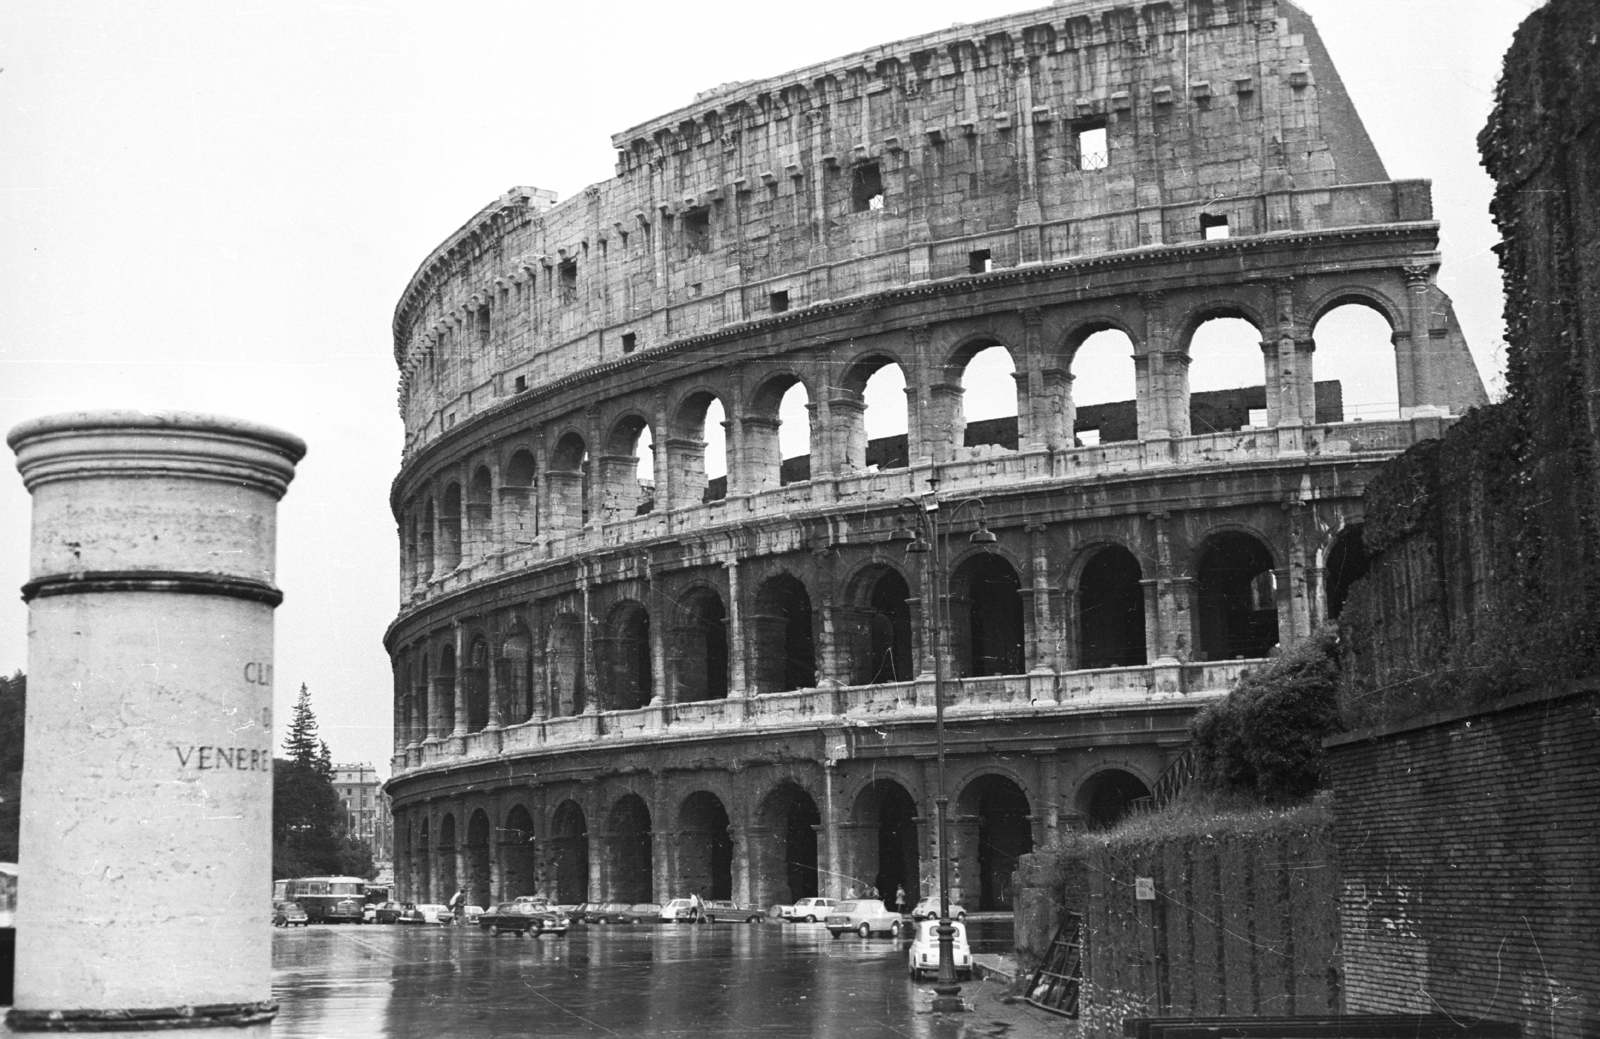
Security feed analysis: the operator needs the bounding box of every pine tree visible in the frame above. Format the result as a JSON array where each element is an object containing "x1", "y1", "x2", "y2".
[
  {"x1": 282, "y1": 683, "x2": 320, "y2": 767},
  {"x1": 316, "y1": 739, "x2": 333, "y2": 780}
]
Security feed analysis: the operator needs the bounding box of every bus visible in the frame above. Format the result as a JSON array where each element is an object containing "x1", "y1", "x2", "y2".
[{"x1": 273, "y1": 876, "x2": 367, "y2": 923}]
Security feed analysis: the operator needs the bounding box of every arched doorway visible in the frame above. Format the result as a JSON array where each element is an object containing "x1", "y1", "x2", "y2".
[
  {"x1": 753, "y1": 782, "x2": 820, "y2": 908},
  {"x1": 549, "y1": 801, "x2": 589, "y2": 904},
  {"x1": 849, "y1": 565, "x2": 913, "y2": 685},
  {"x1": 465, "y1": 810, "x2": 492, "y2": 909},
  {"x1": 957, "y1": 775, "x2": 1032, "y2": 911},
  {"x1": 1079, "y1": 546, "x2": 1147, "y2": 668},
  {"x1": 674, "y1": 588, "x2": 728, "y2": 701},
  {"x1": 950, "y1": 555, "x2": 1025, "y2": 677},
  {"x1": 605, "y1": 795, "x2": 653, "y2": 903},
  {"x1": 1196, "y1": 532, "x2": 1279, "y2": 660},
  {"x1": 1324, "y1": 524, "x2": 1370, "y2": 620},
  {"x1": 753, "y1": 574, "x2": 816, "y2": 693},
  {"x1": 601, "y1": 600, "x2": 652, "y2": 711},
  {"x1": 1075, "y1": 769, "x2": 1152, "y2": 830},
  {"x1": 502, "y1": 805, "x2": 538, "y2": 899},
  {"x1": 677, "y1": 791, "x2": 733, "y2": 900},
  {"x1": 850, "y1": 779, "x2": 920, "y2": 908}
]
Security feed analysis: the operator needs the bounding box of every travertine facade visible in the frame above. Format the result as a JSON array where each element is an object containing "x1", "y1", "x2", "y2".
[{"x1": 384, "y1": 0, "x2": 1485, "y2": 913}]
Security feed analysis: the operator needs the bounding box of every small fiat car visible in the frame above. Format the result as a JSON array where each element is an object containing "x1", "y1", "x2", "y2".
[
  {"x1": 907, "y1": 919, "x2": 974, "y2": 980},
  {"x1": 825, "y1": 899, "x2": 903, "y2": 939},
  {"x1": 783, "y1": 897, "x2": 838, "y2": 923},
  {"x1": 272, "y1": 900, "x2": 309, "y2": 927},
  {"x1": 910, "y1": 897, "x2": 967, "y2": 922}
]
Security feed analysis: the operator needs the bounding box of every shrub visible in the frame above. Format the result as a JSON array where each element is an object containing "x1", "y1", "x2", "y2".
[{"x1": 1191, "y1": 628, "x2": 1343, "y2": 800}]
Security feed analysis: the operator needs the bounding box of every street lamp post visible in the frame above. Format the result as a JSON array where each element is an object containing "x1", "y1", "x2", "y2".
[{"x1": 897, "y1": 473, "x2": 993, "y2": 1014}]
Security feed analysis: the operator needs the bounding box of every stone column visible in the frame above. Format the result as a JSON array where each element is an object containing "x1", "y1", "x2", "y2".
[
  {"x1": 724, "y1": 557, "x2": 748, "y2": 697},
  {"x1": 1026, "y1": 523, "x2": 1059, "y2": 673},
  {"x1": 452, "y1": 621, "x2": 468, "y2": 738},
  {"x1": 1400, "y1": 264, "x2": 1434, "y2": 411},
  {"x1": 7, "y1": 410, "x2": 303, "y2": 1037}
]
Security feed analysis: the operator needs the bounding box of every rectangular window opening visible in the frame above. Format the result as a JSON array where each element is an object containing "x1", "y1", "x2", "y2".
[
  {"x1": 1201, "y1": 213, "x2": 1230, "y2": 239},
  {"x1": 514, "y1": 375, "x2": 527, "y2": 393},
  {"x1": 621, "y1": 332, "x2": 637, "y2": 353},
  {"x1": 476, "y1": 304, "x2": 491, "y2": 345},
  {"x1": 1076, "y1": 123, "x2": 1109, "y2": 171},
  {"x1": 557, "y1": 258, "x2": 578, "y2": 301},
  {"x1": 770, "y1": 290, "x2": 789, "y2": 313},
  {"x1": 682, "y1": 205, "x2": 711, "y2": 253},
  {"x1": 968, "y1": 249, "x2": 993, "y2": 274},
  {"x1": 851, "y1": 163, "x2": 884, "y2": 212}
]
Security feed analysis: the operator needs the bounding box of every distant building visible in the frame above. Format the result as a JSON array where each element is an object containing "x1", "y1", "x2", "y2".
[{"x1": 332, "y1": 763, "x2": 391, "y2": 869}]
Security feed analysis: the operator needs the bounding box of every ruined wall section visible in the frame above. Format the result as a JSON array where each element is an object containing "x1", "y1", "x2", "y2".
[{"x1": 392, "y1": 0, "x2": 1412, "y2": 449}]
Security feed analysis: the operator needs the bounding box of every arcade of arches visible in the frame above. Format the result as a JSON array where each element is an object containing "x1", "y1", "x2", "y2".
[{"x1": 394, "y1": 760, "x2": 1160, "y2": 912}]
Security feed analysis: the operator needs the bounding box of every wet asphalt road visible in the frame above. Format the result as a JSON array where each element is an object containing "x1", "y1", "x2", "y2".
[{"x1": 272, "y1": 917, "x2": 1061, "y2": 1039}]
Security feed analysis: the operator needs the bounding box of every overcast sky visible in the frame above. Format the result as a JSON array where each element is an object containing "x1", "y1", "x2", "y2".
[{"x1": 0, "y1": 1, "x2": 1540, "y2": 776}]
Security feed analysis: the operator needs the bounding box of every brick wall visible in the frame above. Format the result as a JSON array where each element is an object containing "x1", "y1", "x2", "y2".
[
  {"x1": 1014, "y1": 814, "x2": 1341, "y2": 1032},
  {"x1": 1325, "y1": 686, "x2": 1600, "y2": 1039}
]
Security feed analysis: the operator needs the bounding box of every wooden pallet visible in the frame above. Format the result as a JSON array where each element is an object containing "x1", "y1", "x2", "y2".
[{"x1": 1025, "y1": 912, "x2": 1082, "y2": 1018}]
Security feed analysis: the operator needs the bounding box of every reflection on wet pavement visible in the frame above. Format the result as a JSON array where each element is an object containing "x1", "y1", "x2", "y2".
[{"x1": 273, "y1": 919, "x2": 1056, "y2": 1039}]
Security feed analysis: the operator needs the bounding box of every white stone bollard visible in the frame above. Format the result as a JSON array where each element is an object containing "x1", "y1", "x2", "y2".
[{"x1": 5, "y1": 412, "x2": 305, "y2": 1037}]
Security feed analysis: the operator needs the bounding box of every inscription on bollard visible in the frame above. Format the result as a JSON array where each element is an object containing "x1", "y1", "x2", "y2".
[{"x1": 173, "y1": 746, "x2": 273, "y2": 771}]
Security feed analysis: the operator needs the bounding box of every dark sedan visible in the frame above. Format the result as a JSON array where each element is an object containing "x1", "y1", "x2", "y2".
[
  {"x1": 578, "y1": 902, "x2": 633, "y2": 925},
  {"x1": 372, "y1": 901, "x2": 406, "y2": 924},
  {"x1": 478, "y1": 901, "x2": 568, "y2": 936}
]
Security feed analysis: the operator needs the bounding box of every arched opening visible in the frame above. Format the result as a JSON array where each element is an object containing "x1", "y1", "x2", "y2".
[
  {"x1": 849, "y1": 565, "x2": 913, "y2": 685},
  {"x1": 465, "y1": 636, "x2": 490, "y2": 731},
  {"x1": 841, "y1": 357, "x2": 910, "y2": 472},
  {"x1": 960, "y1": 344, "x2": 1020, "y2": 450},
  {"x1": 601, "y1": 600, "x2": 652, "y2": 711},
  {"x1": 673, "y1": 588, "x2": 728, "y2": 702},
  {"x1": 503, "y1": 449, "x2": 538, "y2": 540},
  {"x1": 1196, "y1": 532, "x2": 1279, "y2": 660},
  {"x1": 677, "y1": 791, "x2": 733, "y2": 900},
  {"x1": 420, "y1": 499, "x2": 435, "y2": 580},
  {"x1": 416, "y1": 816, "x2": 431, "y2": 903},
  {"x1": 465, "y1": 809, "x2": 492, "y2": 909},
  {"x1": 753, "y1": 573, "x2": 816, "y2": 693},
  {"x1": 548, "y1": 432, "x2": 590, "y2": 530},
  {"x1": 550, "y1": 800, "x2": 589, "y2": 904},
  {"x1": 436, "y1": 644, "x2": 456, "y2": 733},
  {"x1": 950, "y1": 554, "x2": 1025, "y2": 678},
  {"x1": 957, "y1": 775, "x2": 1032, "y2": 911},
  {"x1": 1313, "y1": 302, "x2": 1400, "y2": 421},
  {"x1": 1078, "y1": 546, "x2": 1147, "y2": 668},
  {"x1": 1068, "y1": 327, "x2": 1139, "y2": 446},
  {"x1": 502, "y1": 804, "x2": 538, "y2": 899},
  {"x1": 605, "y1": 794, "x2": 653, "y2": 903},
  {"x1": 753, "y1": 782, "x2": 820, "y2": 908},
  {"x1": 1187, "y1": 315, "x2": 1266, "y2": 434},
  {"x1": 437, "y1": 813, "x2": 458, "y2": 898},
  {"x1": 601, "y1": 416, "x2": 655, "y2": 520},
  {"x1": 440, "y1": 482, "x2": 463, "y2": 569},
  {"x1": 1075, "y1": 769, "x2": 1152, "y2": 830},
  {"x1": 748, "y1": 375, "x2": 812, "y2": 489},
  {"x1": 467, "y1": 466, "x2": 492, "y2": 561},
  {"x1": 548, "y1": 613, "x2": 585, "y2": 716},
  {"x1": 850, "y1": 779, "x2": 920, "y2": 907},
  {"x1": 1324, "y1": 524, "x2": 1371, "y2": 620},
  {"x1": 671, "y1": 391, "x2": 729, "y2": 506},
  {"x1": 500, "y1": 625, "x2": 533, "y2": 723}
]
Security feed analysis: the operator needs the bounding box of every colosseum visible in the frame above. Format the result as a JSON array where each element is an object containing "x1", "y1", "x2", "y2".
[{"x1": 384, "y1": 0, "x2": 1487, "y2": 913}]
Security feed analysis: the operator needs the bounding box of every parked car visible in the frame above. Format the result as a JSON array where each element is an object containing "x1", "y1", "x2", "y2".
[
  {"x1": 362, "y1": 903, "x2": 378, "y2": 923},
  {"x1": 702, "y1": 899, "x2": 764, "y2": 924},
  {"x1": 578, "y1": 902, "x2": 633, "y2": 925},
  {"x1": 372, "y1": 901, "x2": 405, "y2": 924},
  {"x1": 910, "y1": 897, "x2": 967, "y2": 922},
  {"x1": 661, "y1": 898, "x2": 699, "y2": 923},
  {"x1": 272, "y1": 900, "x2": 309, "y2": 927},
  {"x1": 623, "y1": 903, "x2": 664, "y2": 924},
  {"x1": 463, "y1": 904, "x2": 485, "y2": 924},
  {"x1": 906, "y1": 919, "x2": 973, "y2": 980},
  {"x1": 478, "y1": 901, "x2": 569, "y2": 936},
  {"x1": 783, "y1": 897, "x2": 838, "y2": 923},
  {"x1": 397, "y1": 903, "x2": 451, "y2": 924},
  {"x1": 825, "y1": 899, "x2": 904, "y2": 939}
]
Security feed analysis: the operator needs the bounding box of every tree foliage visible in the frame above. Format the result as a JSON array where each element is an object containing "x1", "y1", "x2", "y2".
[
  {"x1": 273, "y1": 684, "x2": 371, "y2": 879},
  {"x1": 0, "y1": 672, "x2": 23, "y2": 862},
  {"x1": 1190, "y1": 628, "x2": 1344, "y2": 801}
]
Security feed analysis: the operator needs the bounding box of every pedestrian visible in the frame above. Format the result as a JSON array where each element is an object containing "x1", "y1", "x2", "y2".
[
  {"x1": 447, "y1": 887, "x2": 464, "y2": 925},
  {"x1": 690, "y1": 892, "x2": 704, "y2": 924},
  {"x1": 894, "y1": 884, "x2": 906, "y2": 913}
]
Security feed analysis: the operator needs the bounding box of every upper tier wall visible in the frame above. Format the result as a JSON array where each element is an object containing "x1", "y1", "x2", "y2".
[{"x1": 393, "y1": 0, "x2": 1392, "y2": 447}]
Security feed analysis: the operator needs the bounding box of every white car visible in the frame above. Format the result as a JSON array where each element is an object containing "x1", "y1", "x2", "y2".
[
  {"x1": 783, "y1": 897, "x2": 838, "y2": 923},
  {"x1": 907, "y1": 919, "x2": 974, "y2": 979},
  {"x1": 660, "y1": 898, "x2": 701, "y2": 922},
  {"x1": 825, "y1": 899, "x2": 904, "y2": 939},
  {"x1": 910, "y1": 897, "x2": 967, "y2": 922}
]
